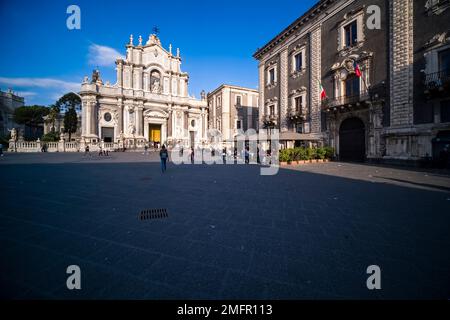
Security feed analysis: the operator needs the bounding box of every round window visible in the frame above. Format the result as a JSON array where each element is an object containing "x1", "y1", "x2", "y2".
[
  {"x1": 104, "y1": 112, "x2": 112, "y2": 122},
  {"x1": 191, "y1": 119, "x2": 196, "y2": 127}
]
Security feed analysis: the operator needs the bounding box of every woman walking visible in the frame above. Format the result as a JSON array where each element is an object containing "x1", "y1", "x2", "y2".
[{"x1": 160, "y1": 145, "x2": 169, "y2": 173}]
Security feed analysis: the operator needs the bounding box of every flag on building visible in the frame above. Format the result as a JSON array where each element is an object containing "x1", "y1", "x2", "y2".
[
  {"x1": 355, "y1": 62, "x2": 362, "y2": 78},
  {"x1": 319, "y1": 81, "x2": 327, "y2": 100}
]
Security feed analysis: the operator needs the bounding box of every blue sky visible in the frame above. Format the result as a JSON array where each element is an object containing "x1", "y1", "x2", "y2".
[{"x1": 0, "y1": 0, "x2": 317, "y2": 106}]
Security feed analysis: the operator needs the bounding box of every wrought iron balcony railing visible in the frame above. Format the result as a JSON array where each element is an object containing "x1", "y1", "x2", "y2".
[
  {"x1": 287, "y1": 107, "x2": 308, "y2": 121},
  {"x1": 321, "y1": 92, "x2": 371, "y2": 110},
  {"x1": 424, "y1": 69, "x2": 450, "y2": 93}
]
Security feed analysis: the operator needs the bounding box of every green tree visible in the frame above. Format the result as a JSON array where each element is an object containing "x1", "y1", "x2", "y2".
[
  {"x1": 56, "y1": 92, "x2": 81, "y2": 142},
  {"x1": 13, "y1": 105, "x2": 49, "y2": 138},
  {"x1": 56, "y1": 92, "x2": 81, "y2": 112},
  {"x1": 63, "y1": 107, "x2": 78, "y2": 141}
]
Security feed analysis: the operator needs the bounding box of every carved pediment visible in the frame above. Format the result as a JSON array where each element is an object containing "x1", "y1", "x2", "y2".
[
  {"x1": 425, "y1": 0, "x2": 450, "y2": 15},
  {"x1": 423, "y1": 31, "x2": 450, "y2": 49},
  {"x1": 289, "y1": 87, "x2": 307, "y2": 96},
  {"x1": 144, "y1": 109, "x2": 168, "y2": 119}
]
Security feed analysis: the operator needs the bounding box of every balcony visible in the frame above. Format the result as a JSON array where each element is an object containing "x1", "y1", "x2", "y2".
[
  {"x1": 424, "y1": 70, "x2": 450, "y2": 98},
  {"x1": 321, "y1": 92, "x2": 371, "y2": 111},
  {"x1": 287, "y1": 107, "x2": 308, "y2": 122},
  {"x1": 263, "y1": 114, "x2": 277, "y2": 128}
]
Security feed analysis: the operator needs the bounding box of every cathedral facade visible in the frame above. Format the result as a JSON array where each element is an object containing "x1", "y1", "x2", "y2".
[{"x1": 79, "y1": 34, "x2": 208, "y2": 149}]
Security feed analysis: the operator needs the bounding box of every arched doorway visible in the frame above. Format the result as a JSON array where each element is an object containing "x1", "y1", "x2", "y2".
[{"x1": 339, "y1": 117, "x2": 365, "y2": 162}]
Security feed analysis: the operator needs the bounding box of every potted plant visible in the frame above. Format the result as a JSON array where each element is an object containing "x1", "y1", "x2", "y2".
[
  {"x1": 306, "y1": 147, "x2": 316, "y2": 163},
  {"x1": 316, "y1": 147, "x2": 326, "y2": 162},
  {"x1": 279, "y1": 149, "x2": 290, "y2": 166}
]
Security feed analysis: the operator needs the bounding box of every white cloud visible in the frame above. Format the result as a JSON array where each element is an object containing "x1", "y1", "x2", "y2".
[
  {"x1": 15, "y1": 91, "x2": 37, "y2": 97},
  {"x1": 0, "y1": 77, "x2": 80, "y2": 92},
  {"x1": 88, "y1": 44, "x2": 123, "y2": 67}
]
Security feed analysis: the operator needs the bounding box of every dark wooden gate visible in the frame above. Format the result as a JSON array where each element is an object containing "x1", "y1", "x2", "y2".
[{"x1": 339, "y1": 117, "x2": 365, "y2": 162}]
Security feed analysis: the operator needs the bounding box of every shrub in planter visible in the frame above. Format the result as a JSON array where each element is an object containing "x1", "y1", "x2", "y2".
[
  {"x1": 324, "y1": 146, "x2": 335, "y2": 160},
  {"x1": 279, "y1": 149, "x2": 291, "y2": 164},
  {"x1": 306, "y1": 147, "x2": 316, "y2": 162},
  {"x1": 316, "y1": 147, "x2": 327, "y2": 160}
]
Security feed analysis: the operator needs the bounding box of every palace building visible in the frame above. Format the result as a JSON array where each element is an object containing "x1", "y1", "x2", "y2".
[
  {"x1": 207, "y1": 84, "x2": 259, "y2": 147},
  {"x1": 79, "y1": 33, "x2": 208, "y2": 149},
  {"x1": 254, "y1": 0, "x2": 450, "y2": 165}
]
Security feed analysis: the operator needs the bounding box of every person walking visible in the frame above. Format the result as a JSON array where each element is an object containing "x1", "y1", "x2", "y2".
[
  {"x1": 84, "y1": 145, "x2": 91, "y2": 156},
  {"x1": 190, "y1": 147, "x2": 195, "y2": 164},
  {"x1": 143, "y1": 144, "x2": 149, "y2": 155},
  {"x1": 160, "y1": 144, "x2": 169, "y2": 173}
]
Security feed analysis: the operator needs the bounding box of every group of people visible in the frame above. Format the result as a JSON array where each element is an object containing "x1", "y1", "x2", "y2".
[{"x1": 83, "y1": 145, "x2": 110, "y2": 157}]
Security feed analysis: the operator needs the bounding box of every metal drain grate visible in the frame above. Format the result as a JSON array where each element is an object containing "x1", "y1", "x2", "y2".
[{"x1": 139, "y1": 208, "x2": 168, "y2": 220}]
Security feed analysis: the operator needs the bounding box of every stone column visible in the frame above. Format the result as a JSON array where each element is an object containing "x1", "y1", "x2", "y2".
[
  {"x1": 258, "y1": 62, "x2": 265, "y2": 129},
  {"x1": 135, "y1": 106, "x2": 142, "y2": 137},
  {"x1": 222, "y1": 87, "x2": 231, "y2": 142},
  {"x1": 168, "y1": 109, "x2": 172, "y2": 137},
  {"x1": 390, "y1": 0, "x2": 414, "y2": 127},
  {"x1": 280, "y1": 48, "x2": 289, "y2": 132},
  {"x1": 117, "y1": 100, "x2": 123, "y2": 139},
  {"x1": 116, "y1": 61, "x2": 123, "y2": 87},
  {"x1": 85, "y1": 101, "x2": 91, "y2": 136},
  {"x1": 310, "y1": 26, "x2": 322, "y2": 134}
]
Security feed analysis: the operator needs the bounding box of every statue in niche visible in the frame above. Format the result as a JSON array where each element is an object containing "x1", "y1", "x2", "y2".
[
  {"x1": 150, "y1": 70, "x2": 161, "y2": 93},
  {"x1": 128, "y1": 123, "x2": 136, "y2": 135},
  {"x1": 152, "y1": 79, "x2": 160, "y2": 93}
]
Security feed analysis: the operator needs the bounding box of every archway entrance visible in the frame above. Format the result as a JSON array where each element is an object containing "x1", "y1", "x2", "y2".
[
  {"x1": 339, "y1": 117, "x2": 365, "y2": 162},
  {"x1": 149, "y1": 123, "x2": 161, "y2": 147}
]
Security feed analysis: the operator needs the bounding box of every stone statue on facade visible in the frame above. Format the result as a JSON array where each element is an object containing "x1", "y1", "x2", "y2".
[
  {"x1": 151, "y1": 80, "x2": 161, "y2": 93},
  {"x1": 9, "y1": 128, "x2": 17, "y2": 141},
  {"x1": 128, "y1": 123, "x2": 136, "y2": 135}
]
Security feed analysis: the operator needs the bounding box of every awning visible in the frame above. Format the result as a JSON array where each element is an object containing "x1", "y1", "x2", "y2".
[{"x1": 279, "y1": 132, "x2": 322, "y2": 141}]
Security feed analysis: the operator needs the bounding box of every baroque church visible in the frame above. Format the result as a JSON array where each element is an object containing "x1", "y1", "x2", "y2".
[{"x1": 80, "y1": 33, "x2": 208, "y2": 148}]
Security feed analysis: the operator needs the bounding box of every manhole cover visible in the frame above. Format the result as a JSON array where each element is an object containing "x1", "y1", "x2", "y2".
[{"x1": 139, "y1": 208, "x2": 168, "y2": 220}]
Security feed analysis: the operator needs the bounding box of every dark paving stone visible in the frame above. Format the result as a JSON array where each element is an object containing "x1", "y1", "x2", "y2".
[{"x1": 1, "y1": 154, "x2": 450, "y2": 299}]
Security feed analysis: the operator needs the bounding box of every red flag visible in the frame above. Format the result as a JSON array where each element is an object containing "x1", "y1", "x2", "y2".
[{"x1": 355, "y1": 62, "x2": 362, "y2": 78}]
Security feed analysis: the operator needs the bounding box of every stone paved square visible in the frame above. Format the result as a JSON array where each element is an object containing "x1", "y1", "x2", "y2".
[{"x1": 1, "y1": 152, "x2": 450, "y2": 299}]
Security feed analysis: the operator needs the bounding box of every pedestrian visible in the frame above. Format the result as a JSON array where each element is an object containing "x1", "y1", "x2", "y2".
[
  {"x1": 99, "y1": 147, "x2": 103, "y2": 156},
  {"x1": 0, "y1": 143, "x2": 3, "y2": 157},
  {"x1": 190, "y1": 147, "x2": 195, "y2": 164},
  {"x1": 143, "y1": 144, "x2": 149, "y2": 155},
  {"x1": 160, "y1": 144, "x2": 169, "y2": 173},
  {"x1": 245, "y1": 147, "x2": 250, "y2": 164},
  {"x1": 257, "y1": 147, "x2": 260, "y2": 164},
  {"x1": 105, "y1": 148, "x2": 109, "y2": 156},
  {"x1": 85, "y1": 145, "x2": 90, "y2": 156},
  {"x1": 222, "y1": 147, "x2": 227, "y2": 164}
]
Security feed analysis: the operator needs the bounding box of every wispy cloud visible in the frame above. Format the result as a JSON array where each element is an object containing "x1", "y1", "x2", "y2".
[
  {"x1": 0, "y1": 77, "x2": 80, "y2": 92},
  {"x1": 16, "y1": 91, "x2": 37, "y2": 98},
  {"x1": 88, "y1": 44, "x2": 123, "y2": 67}
]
